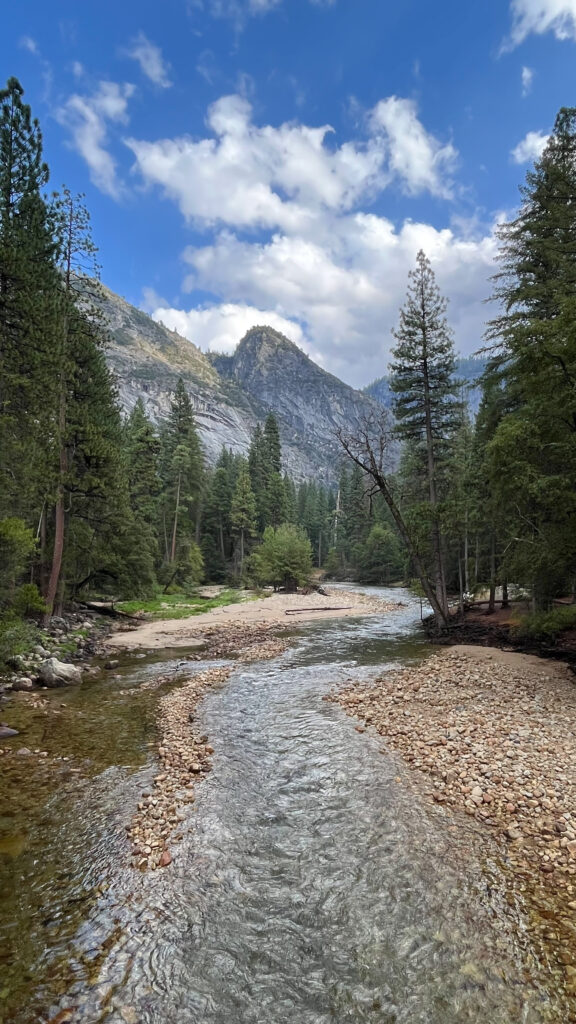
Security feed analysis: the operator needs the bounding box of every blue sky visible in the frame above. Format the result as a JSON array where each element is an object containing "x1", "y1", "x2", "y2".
[{"x1": 2, "y1": 0, "x2": 576, "y2": 385}]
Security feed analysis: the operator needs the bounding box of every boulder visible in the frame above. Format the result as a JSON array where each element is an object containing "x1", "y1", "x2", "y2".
[
  {"x1": 13, "y1": 677, "x2": 35, "y2": 692},
  {"x1": 0, "y1": 724, "x2": 19, "y2": 739},
  {"x1": 50, "y1": 616, "x2": 69, "y2": 631},
  {"x1": 38, "y1": 658, "x2": 82, "y2": 688}
]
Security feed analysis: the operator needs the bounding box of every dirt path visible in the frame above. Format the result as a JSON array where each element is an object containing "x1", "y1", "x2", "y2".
[{"x1": 107, "y1": 588, "x2": 401, "y2": 651}]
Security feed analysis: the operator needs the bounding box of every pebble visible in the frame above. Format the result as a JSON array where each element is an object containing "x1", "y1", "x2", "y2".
[{"x1": 333, "y1": 649, "x2": 576, "y2": 891}]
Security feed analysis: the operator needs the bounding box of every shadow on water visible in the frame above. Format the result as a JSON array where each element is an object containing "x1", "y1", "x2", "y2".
[{"x1": 0, "y1": 588, "x2": 572, "y2": 1023}]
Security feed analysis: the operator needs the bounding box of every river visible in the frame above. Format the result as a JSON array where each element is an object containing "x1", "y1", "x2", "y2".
[{"x1": 0, "y1": 587, "x2": 570, "y2": 1023}]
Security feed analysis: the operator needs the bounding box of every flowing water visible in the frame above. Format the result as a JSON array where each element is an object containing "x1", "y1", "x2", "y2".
[{"x1": 0, "y1": 588, "x2": 571, "y2": 1023}]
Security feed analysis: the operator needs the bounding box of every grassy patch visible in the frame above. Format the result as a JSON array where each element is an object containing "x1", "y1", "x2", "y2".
[
  {"x1": 116, "y1": 589, "x2": 247, "y2": 620},
  {"x1": 512, "y1": 604, "x2": 576, "y2": 642}
]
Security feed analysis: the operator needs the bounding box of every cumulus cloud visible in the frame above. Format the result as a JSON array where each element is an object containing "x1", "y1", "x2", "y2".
[
  {"x1": 511, "y1": 128, "x2": 549, "y2": 163},
  {"x1": 126, "y1": 91, "x2": 497, "y2": 385},
  {"x1": 126, "y1": 32, "x2": 172, "y2": 88},
  {"x1": 508, "y1": 0, "x2": 576, "y2": 46},
  {"x1": 172, "y1": 216, "x2": 497, "y2": 385},
  {"x1": 521, "y1": 65, "x2": 534, "y2": 95},
  {"x1": 126, "y1": 92, "x2": 456, "y2": 235},
  {"x1": 151, "y1": 302, "x2": 308, "y2": 355},
  {"x1": 370, "y1": 96, "x2": 457, "y2": 199},
  {"x1": 56, "y1": 81, "x2": 135, "y2": 198}
]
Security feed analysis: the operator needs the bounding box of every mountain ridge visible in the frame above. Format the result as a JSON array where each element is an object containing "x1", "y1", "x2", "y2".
[{"x1": 95, "y1": 285, "x2": 379, "y2": 483}]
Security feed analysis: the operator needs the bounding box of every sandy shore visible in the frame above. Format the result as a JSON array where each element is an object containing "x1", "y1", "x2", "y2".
[{"x1": 108, "y1": 588, "x2": 400, "y2": 651}]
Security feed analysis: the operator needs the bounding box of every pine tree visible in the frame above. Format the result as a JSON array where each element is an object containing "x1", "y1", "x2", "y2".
[
  {"x1": 389, "y1": 250, "x2": 461, "y2": 623},
  {"x1": 230, "y1": 465, "x2": 257, "y2": 575},
  {"x1": 264, "y1": 412, "x2": 282, "y2": 474},
  {"x1": 0, "y1": 77, "x2": 56, "y2": 524},
  {"x1": 124, "y1": 399, "x2": 161, "y2": 528},
  {"x1": 159, "y1": 379, "x2": 204, "y2": 564},
  {"x1": 43, "y1": 189, "x2": 101, "y2": 619},
  {"x1": 486, "y1": 108, "x2": 576, "y2": 604}
]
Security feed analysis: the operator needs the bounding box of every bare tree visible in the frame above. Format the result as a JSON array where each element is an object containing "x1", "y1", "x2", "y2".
[{"x1": 336, "y1": 411, "x2": 449, "y2": 630}]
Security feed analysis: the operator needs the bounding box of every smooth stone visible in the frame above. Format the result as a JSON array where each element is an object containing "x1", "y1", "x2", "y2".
[{"x1": 38, "y1": 658, "x2": 82, "y2": 688}]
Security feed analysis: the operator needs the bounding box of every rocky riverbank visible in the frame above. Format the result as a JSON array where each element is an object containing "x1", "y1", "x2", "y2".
[
  {"x1": 127, "y1": 666, "x2": 232, "y2": 871},
  {"x1": 333, "y1": 646, "x2": 576, "y2": 887},
  {"x1": 127, "y1": 620, "x2": 293, "y2": 871},
  {"x1": 332, "y1": 646, "x2": 576, "y2": 999}
]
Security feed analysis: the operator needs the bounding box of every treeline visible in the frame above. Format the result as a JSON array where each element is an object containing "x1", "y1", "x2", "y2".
[
  {"x1": 338, "y1": 106, "x2": 576, "y2": 628},
  {"x1": 0, "y1": 77, "x2": 405, "y2": 637}
]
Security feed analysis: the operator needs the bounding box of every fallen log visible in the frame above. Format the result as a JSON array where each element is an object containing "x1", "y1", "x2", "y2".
[{"x1": 79, "y1": 600, "x2": 140, "y2": 621}]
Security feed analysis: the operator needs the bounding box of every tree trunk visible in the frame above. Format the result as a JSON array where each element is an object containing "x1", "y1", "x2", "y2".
[
  {"x1": 463, "y1": 513, "x2": 470, "y2": 595},
  {"x1": 458, "y1": 555, "x2": 465, "y2": 617},
  {"x1": 487, "y1": 534, "x2": 496, "y2": 615},
  {"x1": 170, "y1": 470, "x2": 182, "y2": 563},
  {"x1": 370, "y1": 463, "x2": 449, "y2": 629},
  {"x1": 422, "y1": 341, "x2": 449, "y2": 620},
  {"x1": 44, "y1": 385, "x2": 67, "y2": 624},
  {"x1": 501, "y1": 580, "x2": 510, "y2": 610}
]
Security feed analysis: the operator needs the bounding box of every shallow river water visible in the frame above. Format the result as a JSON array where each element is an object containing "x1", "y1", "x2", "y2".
[{"x1": 0, "y1": 588, "x2": 571, "y2": 1023}]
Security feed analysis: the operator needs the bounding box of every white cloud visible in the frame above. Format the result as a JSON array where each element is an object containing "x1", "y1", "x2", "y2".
[
  {"x1": 521, "y1": 65, "x2": 534, "y2": 95},
  {"x1": 19, "y1": 36, "x2": 38, "y2": 54},
  {"x1": 56, "y1": 81, "x2": 135, "y2": 198},
  {"x1": 369, "y1": 96, "x2": 457, "y2": 199},
  {"x1": 126, "y1": 92, "x2": 456, "y2": 236},
  {"x1": 195, "y1": 0, "x2": 332, "y2": 20},
  {"x1": 173, "y1": 216, "x2": 497, "y2": 385},
  {"x1": 151, "y1": 302, "x2": 308, "y2": 355},
  {"x1": 511, "y1": 128, "x2": 549, "y2": 163},
  {"x1": 126, "y1": 92, "x2": 496, "y2": 386},
  {"x1": 508, "y1": 0, "x2": 576, "y2": 45},
  {"x1": 126, "y1": 32, "x2": 172, "y2": 88}
]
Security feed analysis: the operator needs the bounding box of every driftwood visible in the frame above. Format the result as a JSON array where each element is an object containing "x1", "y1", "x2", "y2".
[
  {"x1": 285, "y1": 606, "x2": 350, "y2": 615},
  {"x1": 79, "y1": 600, "x2": 140, "y2": 621}
]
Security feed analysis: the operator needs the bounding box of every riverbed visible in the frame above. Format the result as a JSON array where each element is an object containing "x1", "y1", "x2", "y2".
[{"x1": 0, "y1": 588, "x2": 572, "y2": 1023}]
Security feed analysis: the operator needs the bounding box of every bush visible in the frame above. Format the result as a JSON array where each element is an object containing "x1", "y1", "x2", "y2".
[
  {"x1": 10, "y1": 584, "x2": 46, "y2": 618},
  {"x1": 0, "y1": 517, "x2": 37, "y2": 606},
  {"x1": 0, "y1": 618, "x2": 38, "y2": 668},
  {"x1": 512, "y1": 604, "x2": 576, "y2": 642},
  {"x1": 249, "y1": 524, "x2": 313, "y2": 591}
]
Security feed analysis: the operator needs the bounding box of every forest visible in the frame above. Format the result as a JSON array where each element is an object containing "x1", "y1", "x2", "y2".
[{"x1": 2, "y1": 75, "x2": 576, "y2": 653}]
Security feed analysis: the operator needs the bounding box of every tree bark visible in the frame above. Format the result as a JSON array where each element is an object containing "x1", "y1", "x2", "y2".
[{"x1": 170, "y1": 470, "x2": 182, "y2": 563}]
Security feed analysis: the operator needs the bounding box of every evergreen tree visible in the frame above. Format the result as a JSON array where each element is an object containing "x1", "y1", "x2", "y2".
[
  {"x1": 389, "y1": 250, "x2": 461, "y2": 624},
  {"x1": 486, "y1": 108, "x2": 576, "y2": 604},
  {"x1": 159, "y1": 378, "x2": 204, "y2": 564},
  {"x1": 0, "y1": 77, "x2": 56, "y2": 524},
  {"x1": 230, "y1": 465, "x2": 257, "y2": 575},
  {"x1": 264, "y1": 413, "x2": 282, "y2": 474}
]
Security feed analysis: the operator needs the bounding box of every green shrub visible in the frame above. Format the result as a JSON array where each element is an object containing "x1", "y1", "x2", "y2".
[
  {"x1": 10, "y1": 584, "x2": 46, "y2": 618},
  {"x1": 512, "y1": 604, "x2": 576, "y2": 642},
  {"x1": 0, "y1": 618, "x2": 38, "y2": 668}
]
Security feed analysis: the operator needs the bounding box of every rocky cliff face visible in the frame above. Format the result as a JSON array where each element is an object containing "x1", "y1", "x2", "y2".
[{"x1": 97, "y1": 286, "x2": 379, "y2": 482}]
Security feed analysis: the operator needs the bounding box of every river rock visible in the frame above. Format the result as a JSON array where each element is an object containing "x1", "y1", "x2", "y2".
[
  {"x1": 33, "y1": 644, "x2": 51, "y2": 658},
  {"x1": 50, "y1": 616, "x2": 69, "y2": 631},
  {"x1": 12, "y1": 677, "x2": 35, "y2": 692},
  {"x1": 0, "y1": 724, "x2": 19, "y2": 739},
  {"x1": 38, "y1": 658, "x2": 82, "y2": 688}
]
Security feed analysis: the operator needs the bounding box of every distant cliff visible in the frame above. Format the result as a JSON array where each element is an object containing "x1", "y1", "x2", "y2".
[{"x1": 95, "y1": 287, "x2": 379, "y2": 482}]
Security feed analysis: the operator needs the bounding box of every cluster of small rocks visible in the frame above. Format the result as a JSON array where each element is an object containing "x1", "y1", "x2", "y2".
[
  {"x1": 333, "y1": 650, "x2": 576, "y2": 885},
  {"x1": 1, "y1": 614, "x2": 108, "y2": 697},
  {"x1": 127, "y1": 667, "x2": 231, "y2": 871},
  {"x1": 190, "y1": 622, "x2": 290, "y2": 663}
]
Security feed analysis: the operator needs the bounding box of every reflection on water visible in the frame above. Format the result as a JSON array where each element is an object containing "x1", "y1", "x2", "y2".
[{"x1": 0, "y1": 589, "x2": 571, "y2": 1023}]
